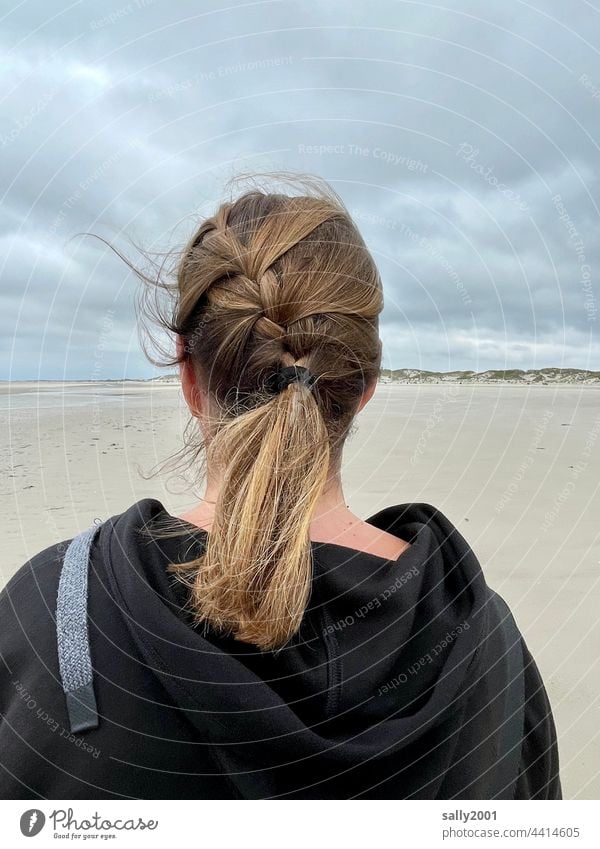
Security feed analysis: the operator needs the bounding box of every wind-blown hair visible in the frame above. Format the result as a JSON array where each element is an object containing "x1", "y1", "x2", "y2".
[{"x1": 136, "y1": 174, "x2": 384, "y2": 650}]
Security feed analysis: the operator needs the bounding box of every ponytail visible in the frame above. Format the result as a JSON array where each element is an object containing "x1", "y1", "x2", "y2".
[{"x1": 171, "y1": 378, "x2": 330, "y2": 651}]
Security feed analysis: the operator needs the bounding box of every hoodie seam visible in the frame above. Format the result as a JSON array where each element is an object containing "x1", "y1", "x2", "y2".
[{"x1": 318, "y1": 606, "x2": 343, "y2": 718}]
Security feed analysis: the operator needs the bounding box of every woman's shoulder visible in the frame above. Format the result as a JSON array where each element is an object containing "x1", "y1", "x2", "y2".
[
  {"x1": 2, "y1": 497, "x2": 168, "y2": 598},
  {"x1": 365, "y1": 500, "x2": 466, "y2": 550},
  {"x1": 515, "y1": 638, "x2": 563, "y2": 799},
  {"x1": 1, "y1": 537, "x2": 73, "y2": 605},
  {"x1": 367, "y1": 500, "x2": 457, "y2": 526},
  {"x1": 0, "y1": 539, "x2": 75, "y2": 702}
]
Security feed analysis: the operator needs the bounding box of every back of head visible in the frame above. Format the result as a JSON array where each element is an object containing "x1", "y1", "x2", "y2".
[{"x1": 141, "y1": 175, "x2": 384, "y2": 650}]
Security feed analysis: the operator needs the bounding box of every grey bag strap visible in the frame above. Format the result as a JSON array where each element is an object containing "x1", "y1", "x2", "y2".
[
  {"x1": 56, "y1": 519, "x2": 103, "y2": 734},
  {"x1": 488, "y1": 589, "x2": 526, "y2": 799}
]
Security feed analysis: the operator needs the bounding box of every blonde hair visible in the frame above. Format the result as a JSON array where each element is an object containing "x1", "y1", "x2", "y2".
[{"x1": 136, "y1": 174, "x2": 383, "y2": 651}]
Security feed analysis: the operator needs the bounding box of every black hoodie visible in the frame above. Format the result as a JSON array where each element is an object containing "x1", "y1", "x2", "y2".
[{"x1": 0, "y1": 498, "x2": 561, "y2": 800}]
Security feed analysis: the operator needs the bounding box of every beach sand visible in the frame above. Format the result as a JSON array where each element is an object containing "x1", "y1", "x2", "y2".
[{"x1": 2, "y1": 381, "x2": 599, "y2": 799}]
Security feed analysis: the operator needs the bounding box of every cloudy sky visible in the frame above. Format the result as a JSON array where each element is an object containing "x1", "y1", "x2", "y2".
[{"x1": 2, "y1": 0, "x2": 599, "y2": 379}]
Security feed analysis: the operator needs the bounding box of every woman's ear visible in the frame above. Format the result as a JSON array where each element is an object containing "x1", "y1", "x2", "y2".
[
  {"x1": 176, "y1": 334, "x2": 201, "y2": 418},
  {"x1": 356, "y1": 339, "x2": 382, "y2": 414},
  {"x1": 356, "y1": 375, "x2": 378, "y2": 414},
  {"x1": 176, "y1": 333, "x2": 185, "y2": 369}
]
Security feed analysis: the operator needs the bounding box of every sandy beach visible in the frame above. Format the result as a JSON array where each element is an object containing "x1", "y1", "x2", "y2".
[{"x1": 2, "y1": 380, "x2": 599, "y2": 799}]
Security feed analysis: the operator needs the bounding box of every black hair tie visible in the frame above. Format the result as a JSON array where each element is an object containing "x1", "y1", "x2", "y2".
[{"x1": 270, "y1": 365, "x2": 317, "y2": 394}]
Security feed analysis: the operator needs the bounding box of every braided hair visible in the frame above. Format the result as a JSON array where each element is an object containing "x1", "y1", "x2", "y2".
[{"x1": 139, "y1": 177, "x2": 384, "y2": 650}]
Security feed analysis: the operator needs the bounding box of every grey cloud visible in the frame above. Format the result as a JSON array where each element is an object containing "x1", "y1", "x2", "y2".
[{"x1": 1, "y1": 0, "x2": 599, "y2": 377}]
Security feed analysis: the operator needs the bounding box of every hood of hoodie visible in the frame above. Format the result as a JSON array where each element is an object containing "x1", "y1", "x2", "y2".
[{"x1": 97, "y1": 497, "x2": 503, "y2": 799}]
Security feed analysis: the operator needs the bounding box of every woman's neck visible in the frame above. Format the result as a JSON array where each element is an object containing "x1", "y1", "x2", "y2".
[
  {"x1": 176, "y1": 473, "x2": 411, "y2": 560},
  {"x1": 179, "y1": 472, "x2": 362, "y2": 537}
]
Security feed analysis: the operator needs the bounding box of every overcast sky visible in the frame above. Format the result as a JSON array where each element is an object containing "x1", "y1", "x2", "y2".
[{"x1": 2, "y1": 0, "x2": 599, "y2": 379}]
